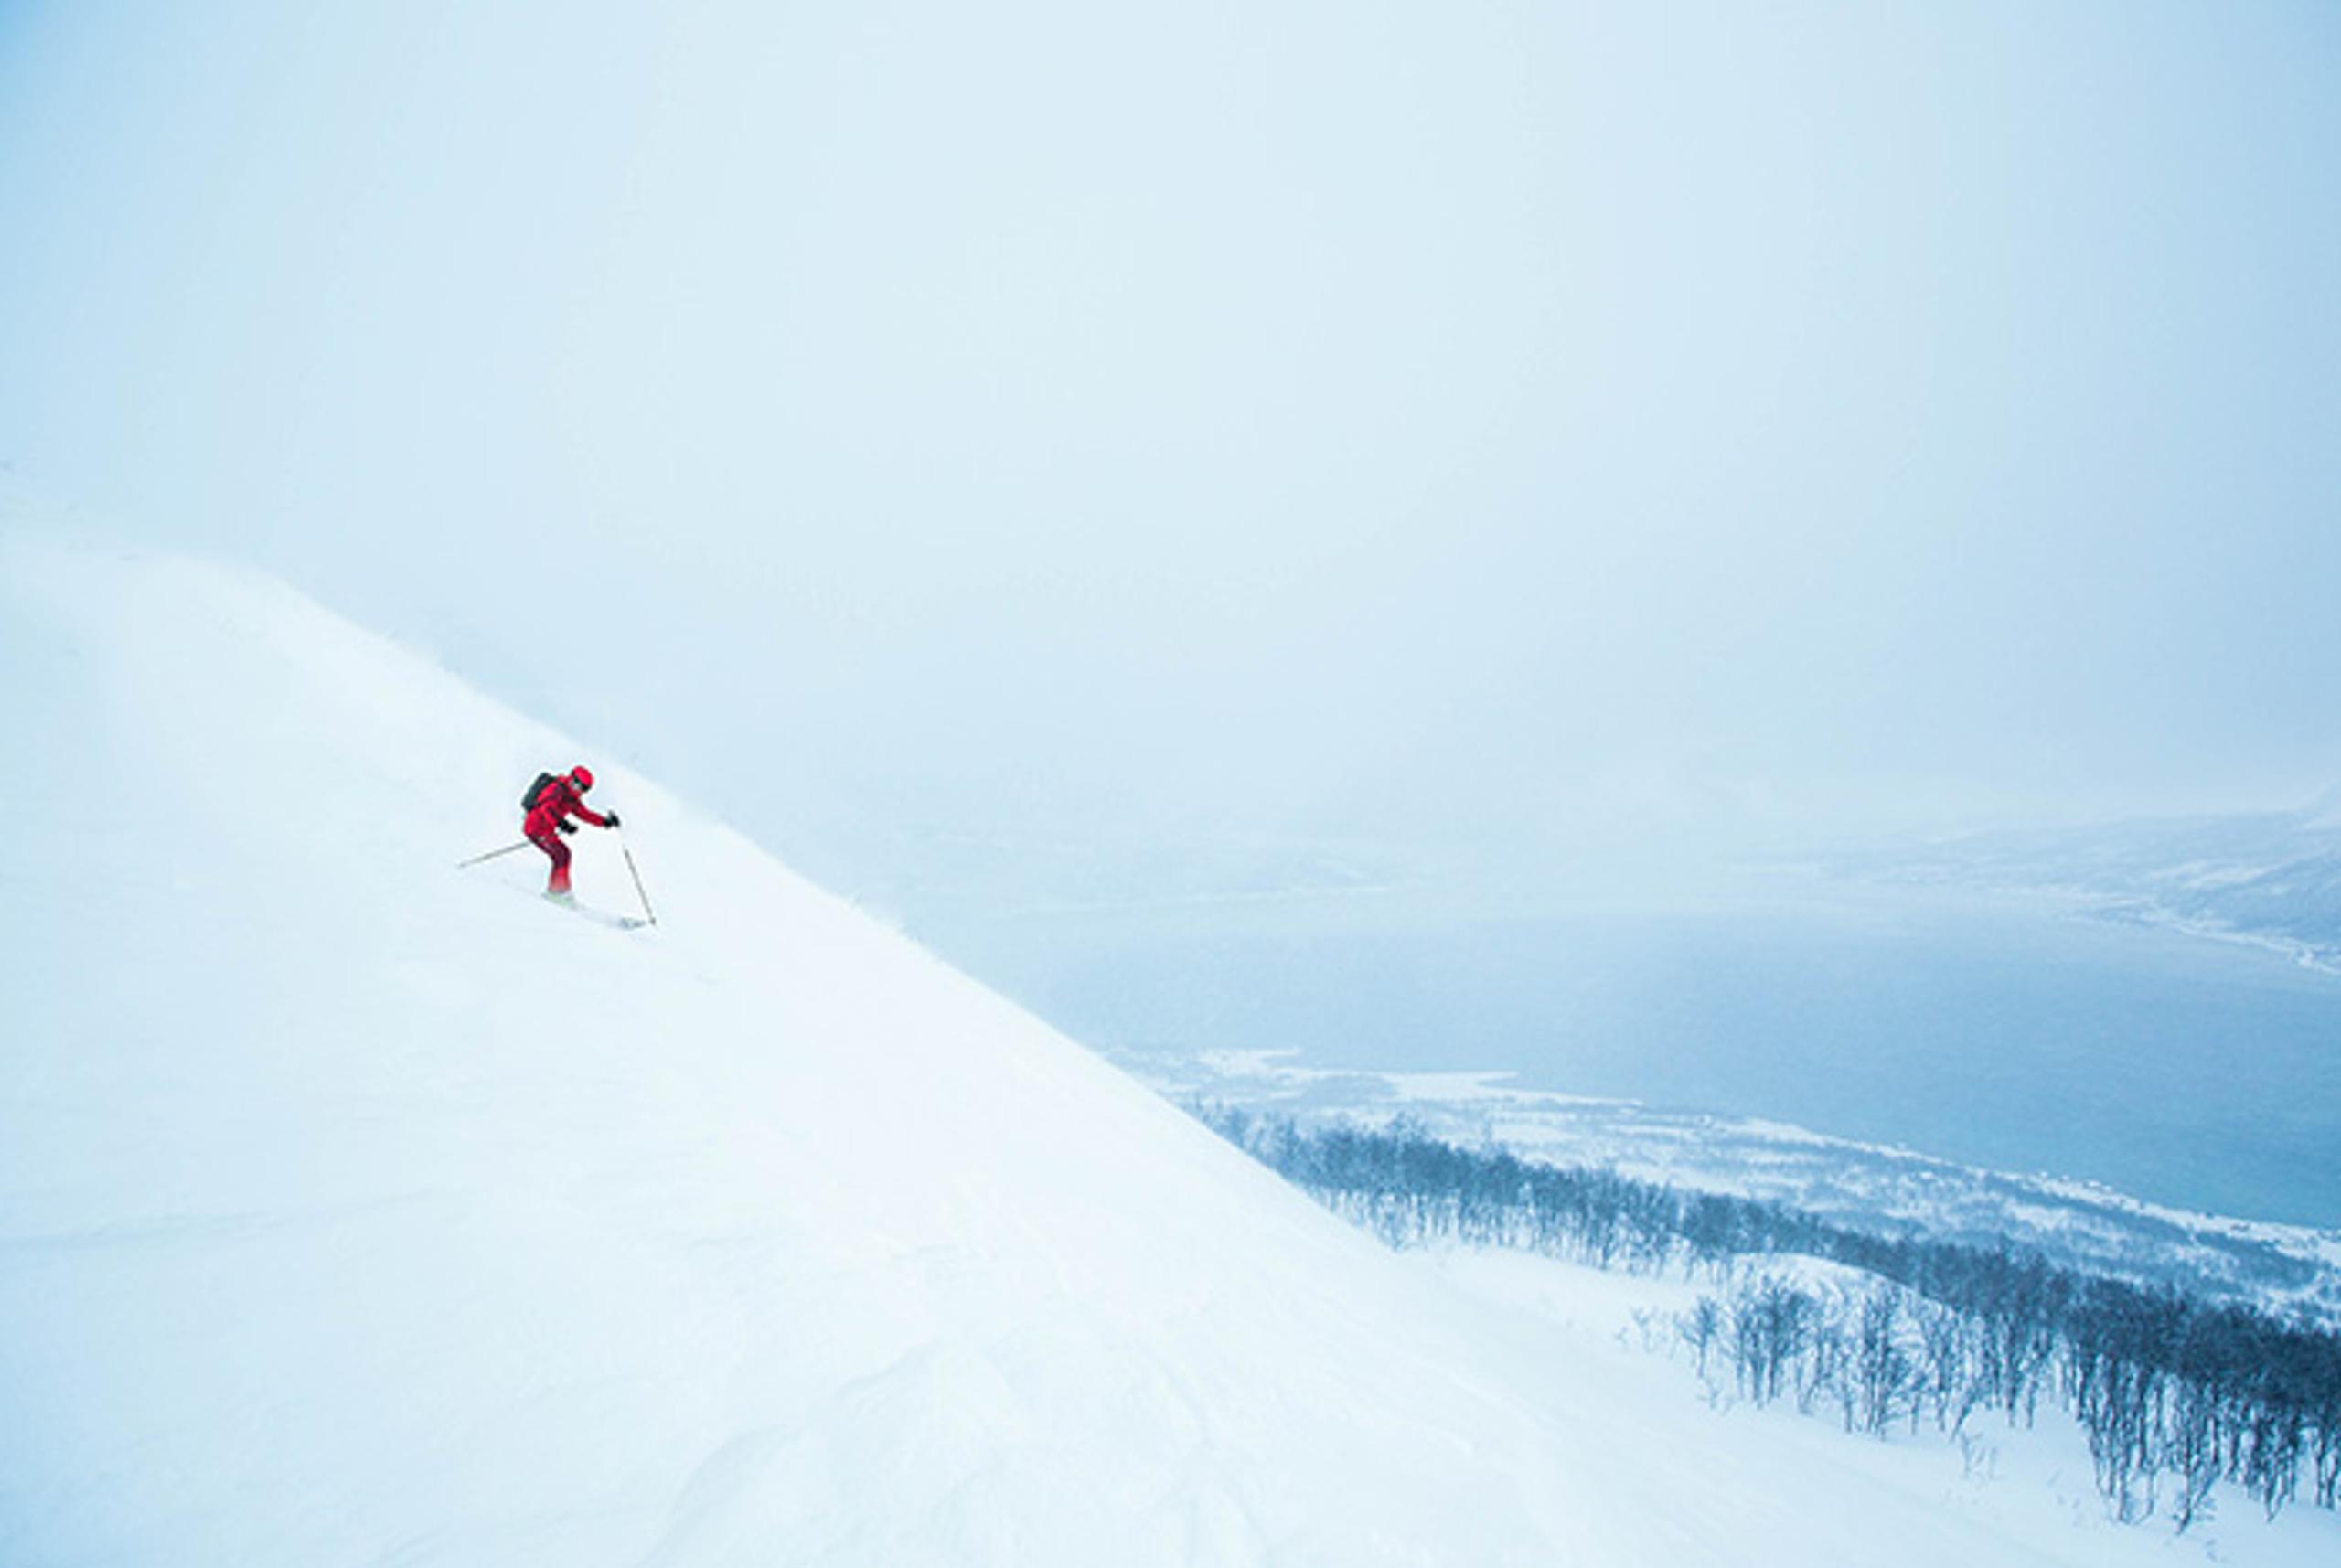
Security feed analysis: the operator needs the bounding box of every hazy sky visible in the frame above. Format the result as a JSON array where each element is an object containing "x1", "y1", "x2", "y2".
[{"x1": 5, "y1": 0, "x2": 2338, "y2": 881}]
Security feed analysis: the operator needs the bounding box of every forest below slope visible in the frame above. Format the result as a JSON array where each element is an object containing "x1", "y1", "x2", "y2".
[{"x1": 1198, "y1": 1106, "x2": 2341, "y2": 1531}]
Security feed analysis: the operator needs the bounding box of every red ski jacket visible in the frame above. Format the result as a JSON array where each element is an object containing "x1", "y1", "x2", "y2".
[{"x1": 525, "y1": 777, "x2": 611, "y2": 839}]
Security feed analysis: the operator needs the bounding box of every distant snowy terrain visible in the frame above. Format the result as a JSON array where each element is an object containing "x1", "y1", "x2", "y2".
[
  {"x1": 4, "y1": 533, "x2": 2336, "y2": 1565},
  {"x1": 1810, "y1": 805, "x2": 2341, "y2": 975},
  {"x1": 1132, "y1": 1048, "x2": 2341, "y2": 1328}
]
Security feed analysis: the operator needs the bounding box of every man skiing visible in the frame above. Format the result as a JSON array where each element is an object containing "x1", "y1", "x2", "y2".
[{"x1": 524, "y1": 765, "x2": 621, "y2": 902}]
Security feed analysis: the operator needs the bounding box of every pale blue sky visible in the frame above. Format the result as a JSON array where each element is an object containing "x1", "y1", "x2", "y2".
[{"x1": 4, "y1": 0, "x2": 2338, "y2": 880}]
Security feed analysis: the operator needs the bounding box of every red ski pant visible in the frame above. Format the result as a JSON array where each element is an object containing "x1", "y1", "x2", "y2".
[{"x1": 529, "y1": 829, "x2": 572, "y2": 894}]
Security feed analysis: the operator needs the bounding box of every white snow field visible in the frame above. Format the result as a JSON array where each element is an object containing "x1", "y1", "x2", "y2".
[{"x1": 3, "y1": 537, "x2": 2336, "y2": 1567}]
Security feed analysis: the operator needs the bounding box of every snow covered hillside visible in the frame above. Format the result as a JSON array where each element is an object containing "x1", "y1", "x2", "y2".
[
  {"x1": 1812, "y1": 806, "x2": 2341, "y2": 976},
  {"x1": 3, "y1": 537, "x2": 2334, "y2": 1567}
]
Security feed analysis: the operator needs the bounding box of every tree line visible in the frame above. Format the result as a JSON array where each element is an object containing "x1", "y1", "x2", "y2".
[{"x1": 1195, "y1": 1104, "x2": 2341, "y2": 1531}]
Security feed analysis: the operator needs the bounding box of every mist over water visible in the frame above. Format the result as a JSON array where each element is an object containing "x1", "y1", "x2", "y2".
[{"x1": 921, "y1": 876, "x2": 2341, "y2": 1230}]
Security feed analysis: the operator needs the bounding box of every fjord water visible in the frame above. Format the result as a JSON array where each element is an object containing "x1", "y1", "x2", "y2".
[{"x1": 928, "y1": 877, "x2": 2341, "y2": 1230}]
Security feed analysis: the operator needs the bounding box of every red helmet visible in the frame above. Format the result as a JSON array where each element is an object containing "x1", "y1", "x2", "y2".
[{"x1": 569, "y1": 765, "x2": 594, "y2": 791}]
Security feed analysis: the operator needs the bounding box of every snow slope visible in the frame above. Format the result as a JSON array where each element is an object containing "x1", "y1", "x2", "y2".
[{"x1": 4, "y1": 537, "x2": 2334, "y2": 1566}]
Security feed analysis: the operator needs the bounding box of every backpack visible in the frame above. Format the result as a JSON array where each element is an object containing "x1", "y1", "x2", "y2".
[{"x1": 522, "y1": 772, "x2": 561, "y2": 812}]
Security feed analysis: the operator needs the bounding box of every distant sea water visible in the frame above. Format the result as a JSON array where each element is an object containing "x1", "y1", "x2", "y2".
[{"x1": 923, "y1": 876, "x2": 2341, "y2": 1231}]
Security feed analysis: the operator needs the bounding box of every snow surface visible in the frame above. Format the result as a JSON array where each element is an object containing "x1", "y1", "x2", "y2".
[{"x1": 4, "y1": 537, "x2": 2336, "y2": 1565}]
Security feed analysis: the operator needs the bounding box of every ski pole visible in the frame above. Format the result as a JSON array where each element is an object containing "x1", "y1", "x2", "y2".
[
  {"x1": 456, "y1": 839, "x2": 530, "y2": 869},
  {"x1": 619, "y1": 834, "x2": 658, "y2": 926}
]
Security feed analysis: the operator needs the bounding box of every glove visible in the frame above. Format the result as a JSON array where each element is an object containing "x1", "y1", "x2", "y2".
[
  {"x1": 558, "y1": 821, "x2": 578, "y2": 836},
  {"x1": 605, "y1": 811, "x2": 623, "y2": 828}
]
